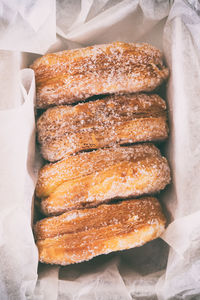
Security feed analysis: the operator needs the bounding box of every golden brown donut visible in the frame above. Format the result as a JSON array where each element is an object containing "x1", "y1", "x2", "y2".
[
  {"x1": 30, "y1": 42, "x2": 169, "y2": 108},
  {"x1": 37, "y1": 93, "x2": 168, "y2": 162},
  {"x1": 35, "y1": 197, "x2": 166, "y2": 265},
  {"x1": 39, "y1": 144, "x2": 170, "y2": 216},
  {"x1": 36, "y1": 143, "x2": 162, "y2": 198}
]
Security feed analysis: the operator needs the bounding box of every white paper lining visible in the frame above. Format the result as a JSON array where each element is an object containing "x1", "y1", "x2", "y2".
[
  {"x1": 0, "y1": 66, "x2": 38, "y2": 299},
  {"x1": 0, "y1": 0, "x2": 200, "y2": 299}
]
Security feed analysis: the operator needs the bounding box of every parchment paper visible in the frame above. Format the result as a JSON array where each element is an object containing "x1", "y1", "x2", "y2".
[
  {"x1": 0, "y1": 0, "x2": 56, "y2": 54},
  {"x1": 0, "y1": 56, "x2": 38, "y2": 299},
  {"x1": 0, "y1": 0, "x2": 200, "y2": 299}
]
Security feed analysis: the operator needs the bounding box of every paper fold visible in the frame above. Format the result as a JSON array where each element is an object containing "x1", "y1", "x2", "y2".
[
  {"x1": 0, "y1": 0, "x2": 56, "y2": 54},
  {"x1": 0, "y1": 58, "x2": 38, "y2": 299}
]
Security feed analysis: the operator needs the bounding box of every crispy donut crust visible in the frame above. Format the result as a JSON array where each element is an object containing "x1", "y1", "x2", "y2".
[
  {"x1": 30, "y1": 42, "x2": 169, "y2": 108},
  {"x1": 36, "y1": 143, "x2": 161, "y2": 198},
  {"x1": 35, "y1": 197, "x2": 166, "y2": 265},
  {"x1": 38, "y1": 144, "x2": 170, "y2": 216},
  {"x1": 37, "y1": 93, "x2": 168, "y2": 161}
]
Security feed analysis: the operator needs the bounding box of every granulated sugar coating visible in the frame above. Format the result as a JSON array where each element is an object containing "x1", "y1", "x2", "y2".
[
  {"x1": 35, "y1": 197, "x2": 166, "y2": 265},
  {"x1": 38, "y1": 144, "x2": 171, "y2": 216},
  {"x1": 36, "y1": 143, "x2": 162, "y2": 198},
  {"x1": 33, "y1": 41, "x2": 170, "y2": 266},
  {"x1": 30, "y1": 42, "x2": 169, "y2": 109},
  {"x1": 37, "y1": 93, "x2": 168, "y2": 161}
]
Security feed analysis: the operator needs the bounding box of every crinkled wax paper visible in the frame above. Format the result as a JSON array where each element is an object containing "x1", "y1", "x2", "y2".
[{"x1": 0, "y1": 0, "x2": 200, "y2": 299}]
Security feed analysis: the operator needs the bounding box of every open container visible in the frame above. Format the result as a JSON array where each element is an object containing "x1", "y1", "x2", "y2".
[{"x1": 0, "y1": 1, "x2": 200, "y2": 299}]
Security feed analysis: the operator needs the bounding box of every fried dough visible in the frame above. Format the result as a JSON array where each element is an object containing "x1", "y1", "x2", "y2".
[
  {"x1": 30, "y1": 42, "x2": 169, "y2": 109},
  {"x1": 38, "y1": 144, "x2": 170, "y2": 216},
  {"x1": 36, "y1": 143, "x2": 162, "y2": 198},
  {"x1": 37, "y1": 93, "x2": 168, "y2": 161},
  {"x1": 35, "y1": 197, "x2": 166, "y2": 265}
]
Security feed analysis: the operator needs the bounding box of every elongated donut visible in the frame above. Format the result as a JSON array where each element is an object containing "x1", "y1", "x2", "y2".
[
  {"x1": 35, "y1": 197, "x2": 166, "y2": 265},
  {"x1": 37, "y1": 93, "x2": 168, "y2": 162},
  {"x1": 39, "y1": 144, "x2": 170, "y2": 216},
  {"x1": 36, "y1": 143, "x2": 162, "y2": 198},
  {"x1": 30, "y1": 42, "x2": 169, "y2": 109}
]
